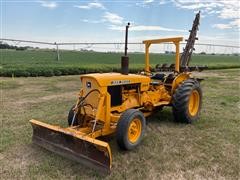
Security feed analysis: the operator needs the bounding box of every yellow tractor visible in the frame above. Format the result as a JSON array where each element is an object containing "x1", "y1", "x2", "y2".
[{"x1": 30, "y1": 12, "x2": 203, "y2": 173}]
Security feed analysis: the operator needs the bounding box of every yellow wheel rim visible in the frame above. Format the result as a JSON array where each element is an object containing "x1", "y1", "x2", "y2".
[
  {"x1": 128, "y1": 118, "x2": 142, "y2": 143},
  {"x1": 188, "y1": 90, "x2": 200, "y2": 116}
]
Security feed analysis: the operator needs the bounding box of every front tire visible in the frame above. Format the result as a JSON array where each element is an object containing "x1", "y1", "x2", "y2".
[
  {"x1": 172, "y1": 79, "x2": 202, "y2": 123},
  {"x1": 116, "y1": 109, "x2": 146, "y2": 150}
]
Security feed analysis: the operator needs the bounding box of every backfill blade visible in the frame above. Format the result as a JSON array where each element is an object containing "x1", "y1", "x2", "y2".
[{"x1": 30, "y1": 119, "x2": 111, "y2": 174}]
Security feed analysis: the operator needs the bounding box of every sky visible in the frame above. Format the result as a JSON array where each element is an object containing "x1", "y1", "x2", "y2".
[{"x1": 1, "y1": 0, "x2": 240, "y2": 52}]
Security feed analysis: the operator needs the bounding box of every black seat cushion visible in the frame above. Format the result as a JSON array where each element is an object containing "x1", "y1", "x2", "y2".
[{"x1": 151, "y1": 73, "x2": 165, "y2": 81}]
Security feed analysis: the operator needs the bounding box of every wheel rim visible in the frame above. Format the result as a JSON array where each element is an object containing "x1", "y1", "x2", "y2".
[
  {"x1": 128, "y1": 118, "x2": 142, "y2": 143},
  {"x1": 188, "y1": 90, "x2": 200, "y2": 116}
]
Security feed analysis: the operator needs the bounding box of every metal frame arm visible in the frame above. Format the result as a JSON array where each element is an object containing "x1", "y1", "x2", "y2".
[{"x1": 143, "y1": 37, "x2": 183, "y2": 73}]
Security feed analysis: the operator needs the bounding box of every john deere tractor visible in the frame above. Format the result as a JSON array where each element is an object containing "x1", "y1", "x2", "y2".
[{"x1": 30, "y1": 12, "x2": 203, "y2": 173}]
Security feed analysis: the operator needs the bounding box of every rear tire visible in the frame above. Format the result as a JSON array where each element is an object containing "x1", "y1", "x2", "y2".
[
  {"x1": 116, "y1": 109, "x2": 146, "y2": 150},
  {"x1": 172, "y1": 79, "x2": 202, "y2": 123}
]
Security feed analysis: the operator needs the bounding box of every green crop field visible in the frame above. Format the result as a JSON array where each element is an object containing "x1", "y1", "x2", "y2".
[
  {"x1": 1, "y1": 49, "x2": 239, "y2": 77},
  {"x1": 1, "y1": 69, "x2": 239, "y2": 179}
]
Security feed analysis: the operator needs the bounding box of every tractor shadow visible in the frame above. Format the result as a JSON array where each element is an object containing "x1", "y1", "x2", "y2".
[
  {"x1": 102, "y1": 107, "x2": 184, "y2": 152},
  {"x1": 102, "y1": 106, "x2": 182, "y2": 147},
  {"x1": 146, "y1": 106, "x2": 175, "y2": 124},
  {"x1": 99, "y1": 107, "x2": 176, "y2": 143}
]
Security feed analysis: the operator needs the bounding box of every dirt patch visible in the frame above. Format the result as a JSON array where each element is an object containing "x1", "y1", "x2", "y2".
[
  {"x1": 41, "y1": 91, "x2": 76, "y2": 101},
  {"x1": 195, "y1": 71, "x2": 223, "y2": 78},
  {"x1": 218, "y1": 79, "x2": 240, "y2": 85},
  {"x1": 12, "y1": 91, "x2": 76, "y2": 106},
  {"x1": 195, "y1": 70, "x2": 240, "y2": 79},
  {"x1": 0, "y1": 153, "x2": 4, "y2": 161},
  {"x1": 55, "y1": 80, "x2": 81, "y2": 90}
]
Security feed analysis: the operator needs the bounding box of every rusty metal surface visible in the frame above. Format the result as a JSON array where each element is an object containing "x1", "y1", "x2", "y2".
[
  {"x1": 180, "y1": 12, "x2": 200, "y2": 68},
  {"x1": 31, "y1": 123, "x2": 111, "y2": 174}
]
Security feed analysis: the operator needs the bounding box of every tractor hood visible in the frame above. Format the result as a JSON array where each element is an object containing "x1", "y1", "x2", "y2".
[{"x1": 80, "y1": 73, "x2": 150, "y2": 87}]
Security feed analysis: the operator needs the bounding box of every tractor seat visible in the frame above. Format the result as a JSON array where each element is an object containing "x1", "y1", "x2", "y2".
[{"x1": 151, "y1": 73, "x2": 165, "y2": 81}]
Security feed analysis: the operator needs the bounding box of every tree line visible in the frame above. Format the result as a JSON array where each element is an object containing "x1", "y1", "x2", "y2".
[{"x1": 0, "y1": 41, "x2": 35, "y2": 50}]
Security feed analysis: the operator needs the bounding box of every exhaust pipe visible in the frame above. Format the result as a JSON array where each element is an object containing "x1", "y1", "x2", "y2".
[{"x1": 121, "y1": 23, "x2": 130, "y2": 75}]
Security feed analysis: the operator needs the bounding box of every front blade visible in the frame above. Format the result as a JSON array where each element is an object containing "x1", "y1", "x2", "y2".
[{"x1": 30, "y1": 119, "x2": 111, "y2": 174}]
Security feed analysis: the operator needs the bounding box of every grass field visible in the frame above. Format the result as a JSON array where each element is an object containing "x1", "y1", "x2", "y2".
[
  {"x1": 1, "y1": 50, "x2": 240, "y2": 76},
  {"x1": 1, "y1": 69, "x2": 239, "y2": 179}
]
